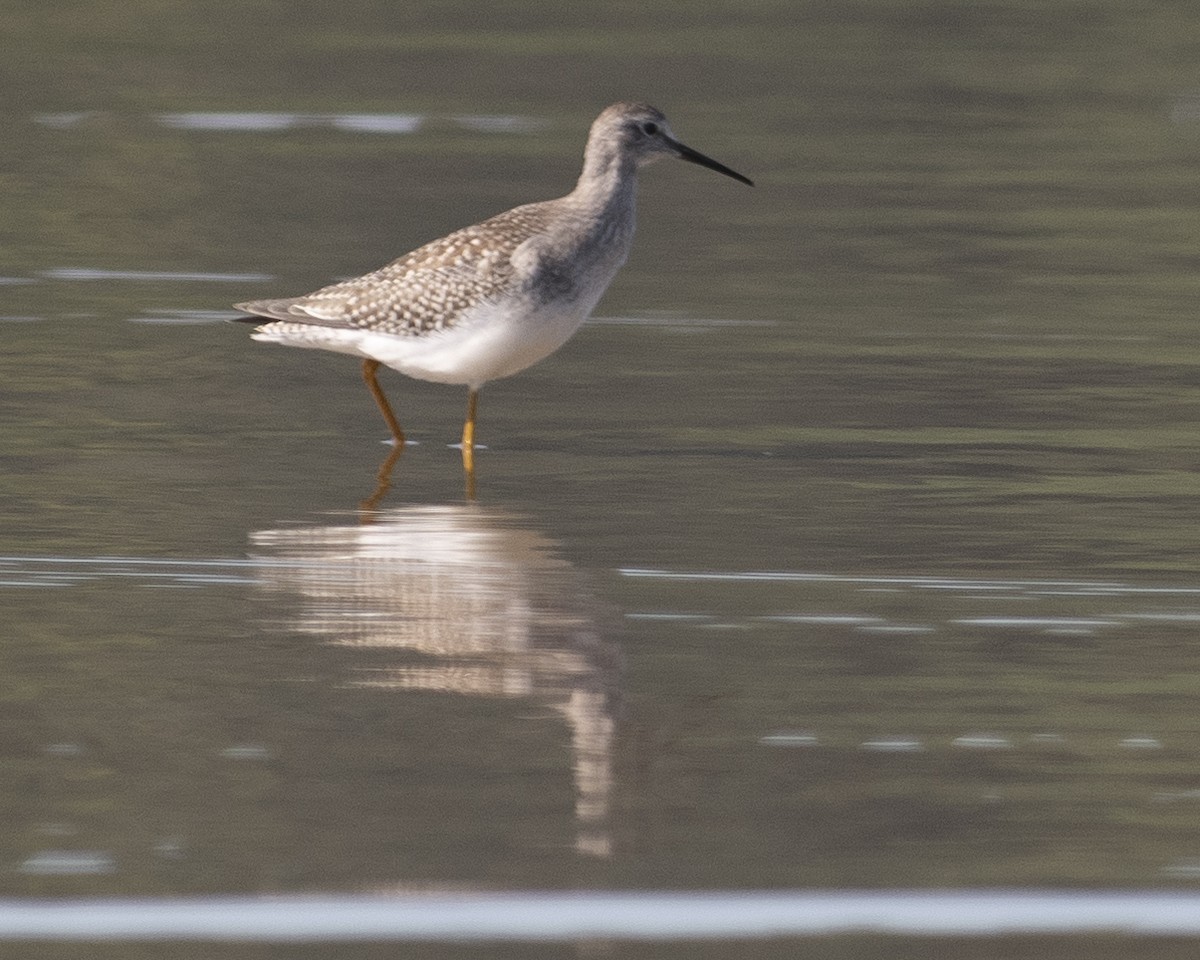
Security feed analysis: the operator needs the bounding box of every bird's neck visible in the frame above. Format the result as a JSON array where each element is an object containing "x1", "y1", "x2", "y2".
[{"x1": 571, "y1": 143, "x2": 639, "y2": 221}]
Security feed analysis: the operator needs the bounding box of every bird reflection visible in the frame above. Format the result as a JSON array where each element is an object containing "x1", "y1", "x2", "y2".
[{"x1": 249, "y1": 505, "x2": 620, "y2": 857}]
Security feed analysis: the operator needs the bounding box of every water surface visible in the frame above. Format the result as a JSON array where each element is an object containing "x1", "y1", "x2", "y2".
[{"x1": 5, "y1": 1, "x2": 1200, "y2": 954}]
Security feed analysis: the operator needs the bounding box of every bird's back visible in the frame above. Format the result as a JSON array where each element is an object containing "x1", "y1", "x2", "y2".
[{"x1": 236, "y1": 199, "x2": 573, "y2": 338}]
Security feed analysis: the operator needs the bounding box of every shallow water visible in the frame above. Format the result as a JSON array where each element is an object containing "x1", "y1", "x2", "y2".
[{"x1": 6, "y1": 1, "x2": 1200, "y2": 955}]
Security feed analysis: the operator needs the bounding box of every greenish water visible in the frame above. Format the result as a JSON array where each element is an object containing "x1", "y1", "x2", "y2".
[{"x1": 5, "y1": 0, "x2": 1200, "y2": 955}]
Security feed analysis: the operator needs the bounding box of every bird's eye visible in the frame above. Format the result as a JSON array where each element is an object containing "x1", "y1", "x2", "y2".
[{"x1": 640, "y1": 121, "x2": 659, "y2": 136}]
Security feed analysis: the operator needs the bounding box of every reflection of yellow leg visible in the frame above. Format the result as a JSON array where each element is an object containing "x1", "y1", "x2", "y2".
[
  {"x1": 462, "y1": 388, "x2": 477, "y2": 500},
  {"x1": 359, "y1": 443, "x2": 404, "y2": 516},
  {"x1": 361, "y1": 358, "x2": 405, "y2": 445}
]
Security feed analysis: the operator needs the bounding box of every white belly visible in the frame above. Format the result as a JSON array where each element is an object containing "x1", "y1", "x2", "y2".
[
  {"x1": 371, "y1": 299, "x2": 592, "y2": 387},
  {"x1": 252, "y1": 297, "x2": 593, "y2": 389}
]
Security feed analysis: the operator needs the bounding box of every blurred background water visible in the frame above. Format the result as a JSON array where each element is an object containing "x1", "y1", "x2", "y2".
[{"x1": 6, "y1": 0, "x2": 1200, "y2": 955}]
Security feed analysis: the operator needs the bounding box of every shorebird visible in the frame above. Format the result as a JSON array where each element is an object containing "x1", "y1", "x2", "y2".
[{"x1": 234, "y1": 102, "x2": 752, "y2": 472}]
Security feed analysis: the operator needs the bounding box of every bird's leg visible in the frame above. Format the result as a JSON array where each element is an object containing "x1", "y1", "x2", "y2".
[
  {"x1": 462, "y1": 388, "x2": 478, "y2": 499},
  {"x1": 361, "y1": 358, "x2": 405, "y2": 445},
  {"x1": 462, "y1": 388, "x2": 478, "y2": 451}
]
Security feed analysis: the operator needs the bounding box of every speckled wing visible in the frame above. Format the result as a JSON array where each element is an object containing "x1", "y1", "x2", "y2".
[{"x1": 236, "y1": 203, "x2": 558, "y2": 336}]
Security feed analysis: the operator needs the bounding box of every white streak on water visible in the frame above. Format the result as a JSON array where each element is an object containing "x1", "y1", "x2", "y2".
[
  {"x1": 156, "y1": 112, "x2": 304, "y2": 131},
  {"x1": 43, "y1": 267, "x2": 274, "y2": 283},
  {"x1": 328, "y1": 114, "x2": 424, "y2": 134},
  {"x1": 0, "y1": 556, "x2": 315, "y2": 590},
  {"x1": 861, "y1": 737, "x2": 925, "y2": 753},
  {"x1": 588, "y1": 315, "x2": 775, "y2": 328},
  {"x1": 1, "y1": 890, "x2": 1200, "y2": 940},
  {"x1": 756, "y1": 615, "x2": 884, "y2": 624},
  {"x1": 618, "y1": 567, "x2": 1200, "y2": 597},
  {"x1": 128, "y1": 309, "x2": 244, "y2": 324},
  {"x1": 19, "y1": 852, "x2": 115, "y2": 876},
  {"x1": 34, "y1": 112, "x2": 95, "y2": 128},
  {"x1": 952, "y1": 734, "x2": 1013, "y2": 750},
  {"x1": 37, "y1": 111, "x2": 554, "y2": 136},
  {"x1": 619, "y1": 568, "x2": 1123, "y2": 589},
  {"x1": 953, "y1": 618, "x2": 1121, "y2": 629}
]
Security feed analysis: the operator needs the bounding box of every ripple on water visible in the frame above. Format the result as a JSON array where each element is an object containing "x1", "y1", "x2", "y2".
[
  {"x1": 860, "y1": 736, "x2": 925, "y2": 753},
  {"x1": 19, "y1": 851, "x2": 116, "y2": 876},
  {"x1": 0, "y1": 556, "x2": 268, "y2": 590},
  {"x1": 952, "y1": 734, "x2": 1014, "y2": 750},
  {"x1": 35, "y1": 111, "x2": 551, "y2": 135},
  {"x1": 42, "y1": 267, "x2": 273, "y2": 283},
  {"x1": 760, "y1": 731, "x2": 821, "y2": 748},
  {"x1": 127, "y1": 309, "x2": 244, "y2": 325}
]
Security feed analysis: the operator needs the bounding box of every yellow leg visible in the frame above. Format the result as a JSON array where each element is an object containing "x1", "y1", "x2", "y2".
[
  {"x1": 361, "y1": 359, "x2": 405, "y2": 445},
  {"x1": 462, "y1": 388, "x2": 478, "y2": 450},
  {"x1": 462, "y1": 388, "x2": 478, "y2": 499}
]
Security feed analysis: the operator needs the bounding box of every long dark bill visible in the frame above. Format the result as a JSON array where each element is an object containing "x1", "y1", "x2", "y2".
[{"x1": 672, "y1": 140, "x2": 754, "y2": 186}]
